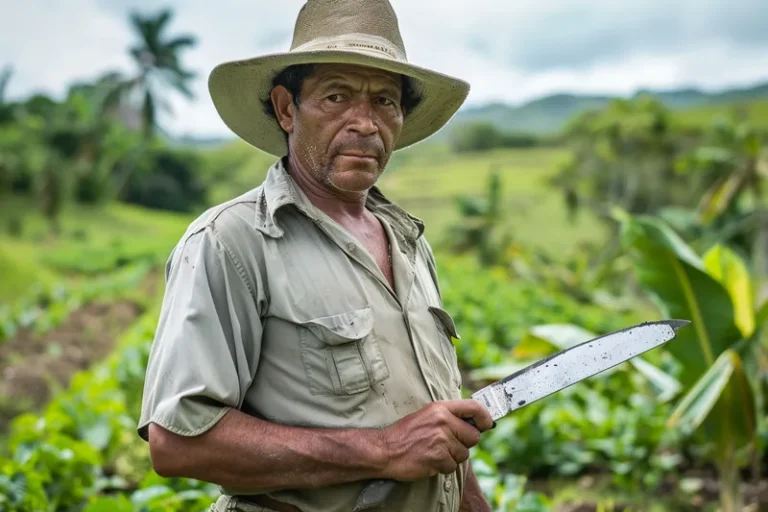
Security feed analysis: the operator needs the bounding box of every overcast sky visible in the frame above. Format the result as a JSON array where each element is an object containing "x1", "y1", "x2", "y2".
[{"x1": 2, "y1": 0, "x2": 768, "y2": 139}]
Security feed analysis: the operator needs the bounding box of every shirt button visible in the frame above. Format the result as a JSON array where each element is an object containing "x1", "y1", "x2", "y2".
[
  {"x1": 444, "y1": 478, "x2": 452, "y2": 492},
  {"x1": 347, "y1": 243, "x2": 356, "y2": 252}
]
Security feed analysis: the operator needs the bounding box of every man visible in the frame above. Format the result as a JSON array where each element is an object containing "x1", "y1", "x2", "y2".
[{"x1": 137, "y1": 1, "x2": 495, "y2": 511}]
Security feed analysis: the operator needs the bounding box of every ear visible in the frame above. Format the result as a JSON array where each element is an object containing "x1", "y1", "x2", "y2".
[{"x1": 270, "y1": 85, "x2": 296, "y2": 134}]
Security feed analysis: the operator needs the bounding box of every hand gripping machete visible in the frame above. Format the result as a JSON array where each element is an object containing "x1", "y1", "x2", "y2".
[{"x1": 353, "y1": 319, "x2": 690, "y2": 511}]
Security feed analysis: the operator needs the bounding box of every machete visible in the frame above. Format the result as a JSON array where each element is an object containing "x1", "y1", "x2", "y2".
[{"x1": 353, "y1": 319, "x2": 690, "y2": 511}]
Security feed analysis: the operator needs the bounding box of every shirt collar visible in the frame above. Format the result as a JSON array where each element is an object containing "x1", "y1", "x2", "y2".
[{"x1": 256, "y1": 156, "x2": 425, "y2": 242}]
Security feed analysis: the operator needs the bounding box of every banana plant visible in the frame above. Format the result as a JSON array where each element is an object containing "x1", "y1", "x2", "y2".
[{"x1": 616, "y1": 212, "x2": 768, "y2": 512}]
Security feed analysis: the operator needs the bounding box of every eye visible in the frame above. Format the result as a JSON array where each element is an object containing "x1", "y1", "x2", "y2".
[
  {"x1": 327, "y1": 94, "x2": 346, "y2": 103},
  {"x1": 375, "y1": 97, "x2": 396, "y2": 107}
]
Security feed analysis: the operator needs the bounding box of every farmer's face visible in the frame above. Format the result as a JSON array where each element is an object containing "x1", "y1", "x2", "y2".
[{"x1": 273, "y1": 63, "x2": 406, "y2": 193}]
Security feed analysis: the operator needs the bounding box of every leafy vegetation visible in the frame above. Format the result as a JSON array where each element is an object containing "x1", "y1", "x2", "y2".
[
  {"x1": 0, "y1": 246, "x2": 686, "y2": 512},
  {"x1": 618, "y1": 213, "x2": 768, "y2": 511},
  {"x1": 0, "y1": 307, "x2": 220, "y2": 512}
]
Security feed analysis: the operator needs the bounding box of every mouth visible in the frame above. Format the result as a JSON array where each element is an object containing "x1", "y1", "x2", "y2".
[{"x1": 338, "y1": 152, "x2": 378, "y2": 161}]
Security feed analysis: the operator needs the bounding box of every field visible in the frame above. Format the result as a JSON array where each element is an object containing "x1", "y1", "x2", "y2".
[
  {"x1": 0, "y1": 196, "x2": 190, "y2": 300},
  {"x1": 675, "y1": 98, "x2": 768, "y2": 130}
]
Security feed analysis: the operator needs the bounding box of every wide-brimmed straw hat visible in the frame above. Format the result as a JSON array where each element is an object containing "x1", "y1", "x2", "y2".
[{"x1": 208, "y1": 0, "x2": 470, "y2": 157}]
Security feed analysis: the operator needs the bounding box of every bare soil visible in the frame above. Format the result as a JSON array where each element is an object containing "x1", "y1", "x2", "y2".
[
  {"x1": 538, "y1": 473, "x2": 768, "y2": 512},
  {"x1": 0, "y1": 300, "x2": 143, "y2": 432}
]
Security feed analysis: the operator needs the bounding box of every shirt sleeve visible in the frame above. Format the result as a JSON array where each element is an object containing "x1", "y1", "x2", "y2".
[{"x1": 137, "y1": 224, "x2": 264, "y2": 442}]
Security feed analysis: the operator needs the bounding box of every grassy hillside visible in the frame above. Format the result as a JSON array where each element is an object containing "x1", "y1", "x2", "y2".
[
  {"x1": 202, "y1": 141, "x2": 606, "y2": 256},
  {"x1": 674, "y1": 98, "x2": 768, "y2": 129},
  {"x1": 0, "y1": 196, "x2": 191, "y2": 301}
]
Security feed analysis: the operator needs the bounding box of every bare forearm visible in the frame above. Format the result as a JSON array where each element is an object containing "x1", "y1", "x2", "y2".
[
  {"x1": 150, "y1": 408, "x2": 388, "y2": 493},
  {"x1": 460, "y1": 464, "x2": 492, "y2": 512}
]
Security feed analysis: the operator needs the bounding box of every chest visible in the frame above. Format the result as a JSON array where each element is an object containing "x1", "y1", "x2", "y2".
[
  {"x1": 341, "y1": 216, "x2": 394, "y2": 288},
  {"x1": 243, "y1": 209, "x2": 464, "y2": 428}
]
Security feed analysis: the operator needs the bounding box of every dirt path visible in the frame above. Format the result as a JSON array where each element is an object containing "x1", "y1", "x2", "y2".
[{"x1": 0, "y1": 268, "x2": 163, "y2": 433}]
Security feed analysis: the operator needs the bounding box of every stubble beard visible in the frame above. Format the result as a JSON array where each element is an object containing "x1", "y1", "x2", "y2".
[{"x1": 322, "y1": 156, "x2": 387, "y2": 194}]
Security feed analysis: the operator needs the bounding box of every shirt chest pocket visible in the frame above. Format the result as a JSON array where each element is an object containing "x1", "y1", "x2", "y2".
[{"x1": 298, "y1": 307, "x2": 390, "y2": 396}]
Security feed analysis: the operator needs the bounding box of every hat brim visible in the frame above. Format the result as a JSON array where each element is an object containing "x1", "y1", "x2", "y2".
[{"x1": 208, "y1": 49, "x2": 470, "y2": 157}]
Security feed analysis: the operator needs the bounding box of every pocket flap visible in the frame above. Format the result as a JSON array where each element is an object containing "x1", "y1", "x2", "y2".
[
  {"x1": 303, "y1": 307, "x2": 375, "y2": 345},
  {"x1": 428, "y1": 306, "x2": 461, "y2": 340}
]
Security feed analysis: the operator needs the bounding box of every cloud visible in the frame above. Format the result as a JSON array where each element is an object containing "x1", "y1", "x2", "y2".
[
  {"x1": 2, "y1": 0, "x2": 768, "y2": 139},
  {"x1": 392, "y1": 0, "x2": 768, "y2": 72},
  {"x1": 0, "y1": 0, "x2": 134, "y2": 99},
  {"x1": 389, "y1": 0, "x2": 768, "y2": 106}
]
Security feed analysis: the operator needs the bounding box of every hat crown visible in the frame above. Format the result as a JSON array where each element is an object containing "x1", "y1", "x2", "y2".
[{"x1": 290, "y1": 0, "x2": 407, "y2": 58}]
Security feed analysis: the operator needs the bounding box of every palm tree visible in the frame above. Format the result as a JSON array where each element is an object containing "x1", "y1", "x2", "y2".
[
  {"x1": 106, "y1": 8, "x2": 198, "y2": 138},
  {"x1": 0, "y1": 65, "x2": 14, "y2": 124}
]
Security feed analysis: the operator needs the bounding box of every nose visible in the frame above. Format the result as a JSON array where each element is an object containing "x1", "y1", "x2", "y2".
[{"x1": 347, "y1": 99, "x2": 378, "y2": 137}]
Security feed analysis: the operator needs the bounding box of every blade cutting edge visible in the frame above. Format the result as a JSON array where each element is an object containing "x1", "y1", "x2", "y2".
[{"x1": 471, "y1": 319, "x2": 688, "y2": 421}]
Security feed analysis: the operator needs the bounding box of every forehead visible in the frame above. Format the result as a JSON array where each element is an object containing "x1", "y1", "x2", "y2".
[{"x1": 307, "y1": 63, "x2": 402, "y2": 88}]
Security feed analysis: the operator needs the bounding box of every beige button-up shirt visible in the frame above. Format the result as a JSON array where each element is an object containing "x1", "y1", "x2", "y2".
[{"x1": 138, "y1": 157, "x2": 466, "y2": 512}]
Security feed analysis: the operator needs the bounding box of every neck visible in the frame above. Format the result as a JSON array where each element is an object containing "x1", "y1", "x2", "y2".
[{"x1": 285, "y1": 153, "x2": 369, "y2": 220}]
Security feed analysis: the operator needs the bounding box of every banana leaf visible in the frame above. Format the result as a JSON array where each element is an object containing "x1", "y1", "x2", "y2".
[
  {"x1": 697, "y1": 171, "x2": 744, "y2": 225},
  {"x1": 620, "y1": 215, "x2": 758, "y2": 464},
  {"x1": 510, "y1": 324, "x2": 595, "y2": 359},
  {"x1": 703, "y1": 245, "x2": 754, "y2": 337},
  {"x1": 755, "y1": 300, "x2": 768, "y2": 332},
  {"x1": 619, "y1": 215, "x2": 744, "y2": 387},
  {"x1": 667, "y1": 349, "x2": 756, "y2": 462}
]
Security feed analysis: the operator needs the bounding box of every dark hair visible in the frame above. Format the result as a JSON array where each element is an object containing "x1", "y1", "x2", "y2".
[{"x1": 263, "y1": 63, "x2": 423, "y2": 122}]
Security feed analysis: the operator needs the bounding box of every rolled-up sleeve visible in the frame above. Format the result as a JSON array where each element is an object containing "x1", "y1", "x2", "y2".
[{"x1": 137, "y1": 224, "x2": 263, "y2": 442}]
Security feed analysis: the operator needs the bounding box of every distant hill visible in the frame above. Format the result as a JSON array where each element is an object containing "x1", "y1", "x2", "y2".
[
  {"x1": 447, "y1": 80, "x2": 768, "y2": 136},
  {"x1": 169, "y1": 134, "x2": 232, "y2": 149}
]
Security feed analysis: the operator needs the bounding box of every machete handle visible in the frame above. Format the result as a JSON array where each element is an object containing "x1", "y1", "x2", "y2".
[{"x1": 352, "y1": 418, "x2": 479, "y2": 511}]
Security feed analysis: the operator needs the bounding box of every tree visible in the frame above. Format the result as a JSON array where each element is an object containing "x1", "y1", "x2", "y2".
[
  {"x1": 0, "y1": 80, "x2": 141, "y2": 231},
  {"x1": 452, "y1": 122, "x2": 539, "y2": 153},
  {"x1": 675, "y1": 116, "x2": 766, "y2": 284},
  {"x1": 106, "y1": 8, "x2": 197, "y2": 138},
  {"x1": 552, "y1": 96, "x2": 694, "y2": 224}
]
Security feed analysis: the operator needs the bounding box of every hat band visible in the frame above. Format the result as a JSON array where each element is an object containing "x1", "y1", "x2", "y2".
[{"x1": 291, "y1": 33, "x2": 407, "y2": 62}]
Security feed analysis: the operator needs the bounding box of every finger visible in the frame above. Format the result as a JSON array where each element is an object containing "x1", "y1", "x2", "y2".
[
  {"x1": 443, "y1": 432, "x2": 461, "y2": 462},
  {"x1": 437, "y1": 453, "x2": 459, "y2": 475},
  {"x1": 452, "y1": 443, "x2": 470, "y2": 465},
  {"x1": 449, "y1": 417, "x2": 481, "y2": 448},
  {"x1": 471, "y1": 406, "x2": 495, "y2": 432},
  {"x1": 444, "y1": 400, "x2": 495, "y2": 431}
]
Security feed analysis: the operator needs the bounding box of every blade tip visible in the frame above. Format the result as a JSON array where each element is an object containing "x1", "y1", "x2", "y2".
[{"x1": 667, "y1": 319, "x2": 691, "y2": 331}]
